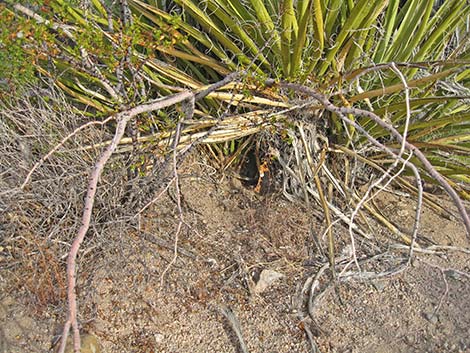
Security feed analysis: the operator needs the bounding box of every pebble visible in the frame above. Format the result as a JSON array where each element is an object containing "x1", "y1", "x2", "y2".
[
  {"x1": 253, "y1": 269, "x2": 284, "y2": 294},
  {"x1": 154, "y1": 333, "x2": 164, "y2": 344},
  {"x1": 371, "y1": 280, "x2": 386, "y2": 292},
  {"x1": 424, "y1": 312, "x2": 438, "y2": 324}
]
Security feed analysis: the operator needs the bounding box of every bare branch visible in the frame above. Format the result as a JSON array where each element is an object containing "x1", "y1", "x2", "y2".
[
  {"x1": 21, "y1": 116, "x2": 115, "y2": 190},
  {"x1": 57, "y1": 90, "x2": 193, "y2": 353},
  {"x1": 220, "y1": 306, "x2": 250, "y2": 353},
  {"x1": 277, "y1": 81, "x2": 470, "y2": 239}
]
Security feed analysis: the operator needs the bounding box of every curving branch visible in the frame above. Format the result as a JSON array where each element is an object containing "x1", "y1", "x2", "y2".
[
  {"x1": 277, "y1": 81, "x2": 470, "y2": 239},
  {"x1": 56, "y1": 91, "x2": 193, "y2": 353},
  {"x1": 52, "y1": 72, "x2": 243, "y2": 353}
]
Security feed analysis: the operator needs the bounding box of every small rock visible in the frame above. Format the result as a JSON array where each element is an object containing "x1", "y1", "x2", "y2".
[
  {"x1": 371, "y1": 280, "x2": 386, "y2": 292},
  {"x1": 424, "y1": 312, "x2": 438, "y2": 324},
  {"x1": 154, "y1": 333, "x2": 164, "y2": 344},
  {"x1": 444, "y1": 270, "x2": 462, "y2": 281},
  {"x1": 253, "y1": 269, "x2": 284, "y2": 294}
]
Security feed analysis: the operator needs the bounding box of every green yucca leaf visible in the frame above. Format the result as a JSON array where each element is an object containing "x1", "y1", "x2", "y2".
[
  {"x1": 373, "y1": 0, "x2": 399, "y2": 63},
  {"x1": 381, "y1": 0, "x2": 422, "y2": 62},
  {"x1": 170, "y1": 0, "x2": 251, "y2": 66},
  {"x1": 324, "y1": 0, "x2": 342, "y2": 36},
  {"x1": 290, "y1": 0, "x2": 313, "y2": 77},
  {"x1": 432, "y1": 132, "x2": 470, "y2": 145},
  {"x1": 202, "y1": 1, "x2": 270, "y2": 69},
  {"x1": 412, "y1": 0, "x2": 469, "y2": 64},
  {"x1": 318, "y1": 0, "x2": 387, "y2": 75},
  {"x1": 47, "y1": 72, "x2": 111, "y2": 112},
  {"x1": 374, "y1": 98, "x2": 470, "y2": 120},
  {"x1": 247, "y1": 0, "x2": 281, "y2": 56},
  {"x1": 349, "y1": 67, "x2": 462, "y2": 103},
  {"x1": 90, "y1": 0, "x2": 108, "y2": 17},
  {"x1": 295, "y1": 0, "x2": 322, "y2": 78},
  {"x1": 280, "y1": 0, "x2": 296, "y2": 75},
  {"x1": 340, "y1": 0, "x2": 388, "y2": 71},
  {"x1": 394, "y1": 0, "x2": 434, "y2": 62},
  {"x1": 9, "y1": 0, "x2": 470, "y2": 189}
]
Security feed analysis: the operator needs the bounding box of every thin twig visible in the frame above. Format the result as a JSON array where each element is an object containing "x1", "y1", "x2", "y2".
[
  {"x1": 297, "y1": 124, "x2": 336, "y2": 275},
  {"x1": 391, "y1": 244, "x2": 470, "y2": 255},
  {"x1": 159, "y1": 122, "x2": 185, "y2": 285},
  {"x1": 277, "y1": 152, "x2": 371, "y2": 239},
  {"x1": 21, "y1": 116, "x2": 115, "y2": 189},
  {"x1": 390, "y1": 62, "x2": 422, "y2": 261},
  {"x1": 137, "y1": 230, "x2": 197, "y2": 260},
  {"x1": 307, "y1": 262, "x2": 331, "y2": 320},
  {"x1": 276, "y1": 81, "x2": 470, "y2": 239},
  {"x1": 133, "y1": 176, "x2": 176, "y2": 216},
  {"x1": 347, "y1": 63, "x2": 421, "y2": 269},
  {"x1": 56, "y1": 91, "x2": 193, "y2": 353},
  {"x1": 220, "y1": 306, "x2": 250, "y2": 353},
  {"x1": 417, "y1": 259, "x2": 454, "y2": 318},
  {"x1": 159, "y1": 95, "x2": 196, "y2": 285}
]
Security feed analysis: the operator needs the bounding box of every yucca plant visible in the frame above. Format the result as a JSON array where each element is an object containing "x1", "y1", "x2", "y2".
[
  {"x1": 6, "y1": 0, "x2": 470, "y2": 271},
  {"x1": 6, "y1": 2, "x2": 470, "y2": 351},
  {"x1": 130, "y1": 0, "x2": 470, "y2": 185},
  {"x1": 122, "y1": 0, "x2": 470, "y2": 243},
  {"x1": 7, "y1": 0, "x2": 470, "y2": 236}
]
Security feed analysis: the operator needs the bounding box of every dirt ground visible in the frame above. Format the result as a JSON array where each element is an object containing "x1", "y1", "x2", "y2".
[{"x1": 1, "y1": 157, "x2": 470, "y2": 353}]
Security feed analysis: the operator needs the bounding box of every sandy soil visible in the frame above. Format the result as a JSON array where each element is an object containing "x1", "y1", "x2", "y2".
[{"x1": 1, "y1": 157, "x2": 470, "y2": 353}]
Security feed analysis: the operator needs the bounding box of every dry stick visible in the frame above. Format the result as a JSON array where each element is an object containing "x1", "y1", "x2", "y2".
[
  {"x1": 324, "y1": 111, "x2": 424, "y2": 243},
  {"x1": 21, "y1": 116, "x2": 115, "y2": 190},
  {"x1": 302, "y1": 324, "x2": 321, "y2": 353},
  {"x1": 55, "y1": 91, "x2": 193, "y2": 353},
  {"x1": 195, "y1": 72, "x2": 243, "y2": 101},
  {"x1": 159, "y1": 96, "x2": 195, "y2": 286},
  {"x1": 133, "y1": 176, "x2": 176, "y2": 231},
  {"x1": 134, "y1": 176, "x2": 176, "y2": 216},
  {"x1": 277, "y1": 82, "x2": 470, "y2": 240},
  {"x1": 291, "y1": 132, "x2": 312, "y2": 206},
  {"x1": 391, "y1": 244, "x2": 470, "y2": 255},
  {"x1": 307, "y1": 262, "x2": 331, "y2": 321},
  {"x1": 176, "y1": 72, "x2": 246, "y2": 157},
  {"x1": 347, "y1": 109, "x2": 412, "y2": 270},
  {"x1": 348, "y1": 62, "x2": 422, "y2": 269},
  {"x1": 296, "y1": 279, "x2": 323, "y2": 353},
  {"x1": 155, "y1": 74, "x2": 245, "y2": 280},
  {"x1": 389, "y1": 62, "x2": 422, "y2": 261},
  {"x1": 179, "y1": 35, "x2": 280, "y2": 155},
  {"x1": 52, "y1": 74, "x2": 241, "y2": 353},
  {"x1": 277, "y1": 95, "x2": 422, "y2": 246},
  {"x1": 298, "y1": 125, "x2": 335, "y2": 275},
  {"x1": 220, "y1": 306, "x2": 250, "y2": 353},
  {"x1": 331, "y1": 61, "x2": 430, "y2": 88},
  {"x1": 277, "y1": 154, "x2": 370, "y2": 239}
]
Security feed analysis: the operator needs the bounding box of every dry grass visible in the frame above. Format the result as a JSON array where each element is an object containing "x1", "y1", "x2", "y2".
[{"x1": 0, "y1": 84, "x2": 129, "y2": 313}]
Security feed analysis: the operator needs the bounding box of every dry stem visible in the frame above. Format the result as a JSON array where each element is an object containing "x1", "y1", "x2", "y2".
[
  {"x1": 24, "y1": 73, "x2": 242, "y2": 353},
  {"x1": 276, "y1": 81, "x2": 470, "y2": 239},
  {"x1": 53, "y1": 91, "x2": 193, "y2": 353}
]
